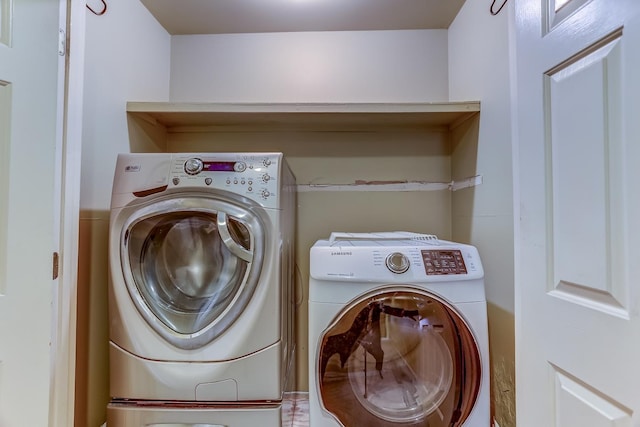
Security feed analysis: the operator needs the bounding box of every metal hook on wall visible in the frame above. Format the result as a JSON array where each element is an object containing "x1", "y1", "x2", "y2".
[
  {"x1": 490, "y1": 0, "x2": 509, "y2": 15},
  {"x1": 87, "y1": 0, "x2": 107, "y2": 16}
]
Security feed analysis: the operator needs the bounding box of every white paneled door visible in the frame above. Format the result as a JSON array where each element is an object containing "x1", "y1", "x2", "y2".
[
  {"x1": 0, "y1": 0, "x2": 65, "y2": 426},
  {"x1": 515, "y1": 0, "x2": 640, "y2": 425}
]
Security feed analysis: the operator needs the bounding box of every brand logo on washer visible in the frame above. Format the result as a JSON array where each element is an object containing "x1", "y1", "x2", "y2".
[
  {"x1": 331, "y1": 251, "x2": 352, "y2": 256},
  {"x1": 125, "y1": 165, "x2": 141, "y2": 172}
]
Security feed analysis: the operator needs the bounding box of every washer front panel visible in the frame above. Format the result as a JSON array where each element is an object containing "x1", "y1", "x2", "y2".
[
  {"x1": 317, "y1": 287, "x2": 482, "y2": 427},
  {"x1": 118, "y1": 192, "x2": 267, "y2": 350}
]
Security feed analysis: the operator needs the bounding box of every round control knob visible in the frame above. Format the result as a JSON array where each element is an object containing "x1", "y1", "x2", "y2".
[
  {"x1": 262, "y1": 173, "x2": 271, "y2": 183},
  {"x1": 184, "y1": 158, "x2": 203, "y2": 175},
  {"x1": 234, "y1": 161, "x2": 247, "y2": 172},
  {"x1": 385, "y1": 252, "x2": 410, "y2": 274}
]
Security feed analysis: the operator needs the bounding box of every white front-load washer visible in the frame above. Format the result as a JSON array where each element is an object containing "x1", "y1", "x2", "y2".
[
  {"x1": 308, "y1": 232, "x2": 490, "y2": 427},
  {"x1": 107, "y1": 152, "x2": 296, "y2": 426}
]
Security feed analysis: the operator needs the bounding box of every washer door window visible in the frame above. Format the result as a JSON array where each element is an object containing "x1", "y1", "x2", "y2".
[
  {"x1": 122, "y1": 197, "x2": 266, "y2": 350},
  {"x1": 318, "y1": 288, "x2": 481, "y2": 427}
]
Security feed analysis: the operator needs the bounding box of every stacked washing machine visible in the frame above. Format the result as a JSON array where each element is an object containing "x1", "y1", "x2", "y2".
[
  {"x1": 107, "y1": 152, "x2": 296, "y2": 426},
  {"x1": 308, "y1": 232, "x2": 490, "y2": 427}
]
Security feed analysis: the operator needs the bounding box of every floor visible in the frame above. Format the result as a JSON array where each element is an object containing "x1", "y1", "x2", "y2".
[{"x1": 282, "y1": 392, "x2": 310, "y2": 427}]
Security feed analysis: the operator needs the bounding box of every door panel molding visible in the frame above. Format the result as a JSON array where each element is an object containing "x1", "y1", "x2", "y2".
[
  {"x1": 551, "y1": 364, "x2": 632, "y2": 426},
  {"x1": 0, "y1": 81, "x2": 10, "y2": 295},
  {"x1": 544, "y1": 0, "x2": 593, "y2": 35},
  {"x1": 543, "y1": 31, "x2": 628, "y2": 318},
  {"x1": 0, "y1": 0, "x2": 11, "y2": 47}
]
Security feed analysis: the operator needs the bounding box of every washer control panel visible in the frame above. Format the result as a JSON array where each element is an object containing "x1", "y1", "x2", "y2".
[
  {"x1": 381, "y1": 249, "x2": 468, "y2": 275},
  {"x1": 311, "y1": 241, "x2": 483, "y2": 283},
  {"x1": 169, "y1": 153, "x2": 282, "y2": 207},
  {"x1": 421, "y1": 250, "x2": 467, "y2": 275}
]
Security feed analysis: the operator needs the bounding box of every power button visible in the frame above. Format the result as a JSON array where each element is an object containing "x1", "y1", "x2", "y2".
[
  {"x1": 184, "y1": 158, "x2": 203, "y2": 175},
  {"x1": 385, "y1": 252, "x2": 410, "y2": 274}
]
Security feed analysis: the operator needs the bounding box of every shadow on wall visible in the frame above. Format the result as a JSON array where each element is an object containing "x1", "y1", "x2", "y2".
[
  {"x1": 127, "y1": 113, "x2": 168, "y2": 153},
  {"x1": 75, "y1": 211, "x2": 111, "y2": 427},
  {"x1": 487, "y1": 303, "x2": 516, "y2": 427}
]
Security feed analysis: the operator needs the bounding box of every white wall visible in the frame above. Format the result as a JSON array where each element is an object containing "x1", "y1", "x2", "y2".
[
  {"x1": 449, "y1": 0, "x2": 516, "y2": 425},
  {"x1": 81, "y1": 2, "x2": 171, "y2": 211},
  {"x1": 78, "y1": 2, "x2": 170, "y2": 426},
  {"x1": 449, "y1": 0, "x2": 513, "y2": 313},
  {"x1": 170, "y1": 30, "x2": 449, "y2": 102}
]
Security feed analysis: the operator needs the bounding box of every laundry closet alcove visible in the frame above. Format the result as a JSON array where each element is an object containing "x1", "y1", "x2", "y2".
[{"x1": 125, "y1": 100, "x2": 482, "y2": 391}]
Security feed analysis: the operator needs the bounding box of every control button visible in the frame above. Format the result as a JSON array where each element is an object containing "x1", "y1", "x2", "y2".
[
  {"x1": 172, "y1": 177, "x2": 180, "y2": 186},
  {"x1": 234, "y1": 161, "x2": 247, "y2": 172},
  {"x1": 263, "y1": 158, "x2": 272, "y2": 167},
  {"x1": 261, "y1": 189, "x2": 271, "y2": 199},
  {"x1": 248, "y1": 187, "x2": 253, "y2": 192},
  {"x1": 248, "y1": 180, "x2": 253, "y2": 185},
  {"x1": 385, "y1": 252, "x2": 410, "y2": 274},
  {"x1": 226, "y1": 179, "x2": 231, "y2": 185},
  {"x1": 205, "y1": 178, "x2": 212, "y2": 185},
  {"x1": 241, "y1": 179, "x2": 246, "y2": 185},
  {"x1": 184, "y1": 158, "x2": 203, "y2": 175},
  {"x1": 262, "y1": 173, "x2": 271, "y2": 183},
  {"x1": 233, "y1": 179, "x2": 238, "y2": 184}
]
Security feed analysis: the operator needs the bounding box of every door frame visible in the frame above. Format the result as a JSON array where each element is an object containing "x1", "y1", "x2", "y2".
[{"x1": 50, "y1": 1, "x2": 85, "y2": 426}]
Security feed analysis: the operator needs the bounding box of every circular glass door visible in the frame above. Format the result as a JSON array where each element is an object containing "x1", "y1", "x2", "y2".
[
  {"x1": 120, "y1": 196, "x2": 266, "y2": 350},
  {"x1": 318, "y1": 287, "x2": 481, "y2": 427}
]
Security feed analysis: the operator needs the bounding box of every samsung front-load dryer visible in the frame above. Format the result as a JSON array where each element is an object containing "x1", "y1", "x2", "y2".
[
  {"x1": 308, "y1": 232, "x2": 490, "y2": 427},
  {"x1": 107, "y1": 153, "x2": 296, "y2": 426}
]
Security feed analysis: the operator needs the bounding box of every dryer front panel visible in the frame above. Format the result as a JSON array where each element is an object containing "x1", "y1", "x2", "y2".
[
  {"x1": 117, "y1": 193, "x2": 268, "y2": 350},
  {"x1": 317, "y1": 287, "x2": 481, "y2": 427}
]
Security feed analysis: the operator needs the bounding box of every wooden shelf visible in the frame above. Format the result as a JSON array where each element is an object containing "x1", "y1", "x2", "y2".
[{"x1": 126, "y1": 101, "x2": 480, "y2": 132}]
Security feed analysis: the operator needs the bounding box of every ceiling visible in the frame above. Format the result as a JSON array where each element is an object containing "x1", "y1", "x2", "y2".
[{"x1": 140, "y1": 0, "x2": 467, "y2": 35}]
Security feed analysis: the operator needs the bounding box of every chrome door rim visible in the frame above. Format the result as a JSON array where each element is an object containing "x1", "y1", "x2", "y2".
[{"x1": 115, "y1": 190, "x2": 268, "y2": 350}]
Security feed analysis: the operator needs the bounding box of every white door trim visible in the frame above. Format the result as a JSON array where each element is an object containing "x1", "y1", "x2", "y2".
[{"x1": 49, "y1": 1, "x2": 85, "y2": 426}]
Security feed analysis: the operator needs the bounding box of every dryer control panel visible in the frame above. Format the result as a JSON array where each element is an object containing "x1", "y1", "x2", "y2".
[{"x1": 169, "y1": 153, "x2": 284, "y2": 208}]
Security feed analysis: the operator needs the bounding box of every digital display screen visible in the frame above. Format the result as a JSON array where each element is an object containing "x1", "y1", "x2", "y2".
[
  {"x1": 202, "y1": 161, "x2": 235, "y2": 172},
  {"x1": 421, "y1": 250, "x2": 467, "y2": 275}
]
